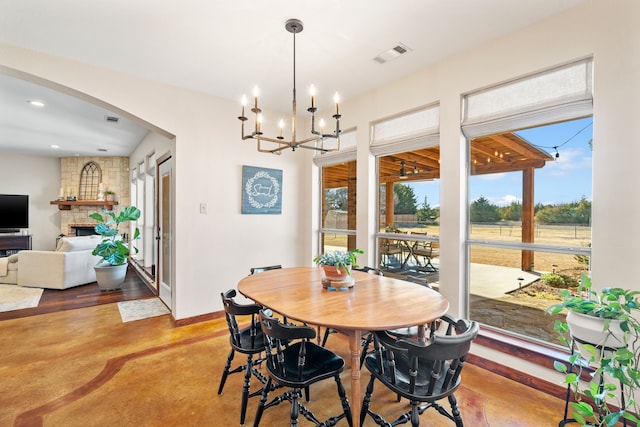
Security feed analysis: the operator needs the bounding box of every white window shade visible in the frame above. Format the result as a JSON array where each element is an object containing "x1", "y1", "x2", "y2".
[
  {"x1": 314, "y1": 129, "x2": 357, "y2": 166},
  {"x1": 462, "y1": 58, "x2": 593, "y2": 137},
  {"x1": 371, "y1": 104, "x2": 440, "y2": 146}
]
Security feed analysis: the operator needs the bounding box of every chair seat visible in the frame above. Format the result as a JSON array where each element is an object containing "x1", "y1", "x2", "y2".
[
  {"x1": 230, "y1": 325, "x2": 266, "y2": 354},
  {"x1": 268, "y1": 341, "x2": 345, "y2": 387}
]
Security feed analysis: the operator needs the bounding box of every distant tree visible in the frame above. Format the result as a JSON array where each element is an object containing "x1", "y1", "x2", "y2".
[
  {"x1": 574, "y1": 196, "x2": 592, "y2": 225},
  {"x1": 534, "y1": 197, "x2": 592, "y2": 225},
  {"x1": 535, "y1": 204, "x2": 574, "y2": 224},
  {"x1": 416, "y1": 196, "x2": 439, "y2": 224},
  {"x1": 394, "y1": 183, "x2": 418, "y2": 214},
  {"x1": 500, "y1": 201, "x2": 522, "y2": 221},
  {"x1": 324, "y1": 187, "x2": 348, "y2": 210},
  {"x1": 470, "y1": 196, "x2": 501, "y2": 222}
]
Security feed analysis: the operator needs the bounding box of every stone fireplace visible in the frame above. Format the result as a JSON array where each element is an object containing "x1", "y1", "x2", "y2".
[
  {"x1": 57, "y1": 156, "x2": 131, "y2": 236},
  {"x1": 70, "y1": 225, "x2": 98, "y2": 236}
]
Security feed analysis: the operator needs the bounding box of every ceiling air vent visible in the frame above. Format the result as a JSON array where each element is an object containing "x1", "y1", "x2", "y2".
[
  {"x1": 105, "y1": 115, "x2": 120, "y2": 123},
  {"x1": 373, "y1": 43, "x2": 412, "y2": 64}
]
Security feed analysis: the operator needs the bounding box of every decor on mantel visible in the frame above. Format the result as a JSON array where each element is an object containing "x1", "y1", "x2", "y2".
[{"x1": 238, "y1": 18, "x2": 342, "y2": 154}]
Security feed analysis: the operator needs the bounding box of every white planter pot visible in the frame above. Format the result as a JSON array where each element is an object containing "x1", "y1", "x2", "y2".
[
  {"x1": 566, "y1": 310, "x2": 626, "y2": 358},
  {"x1": 94, "y1": 261, "x2": 128, "y2": 291}
]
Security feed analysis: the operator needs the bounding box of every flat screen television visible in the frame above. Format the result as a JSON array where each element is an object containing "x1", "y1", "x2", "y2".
[{"x1": 0, "y1": 194, "x2": 29, "y2": 232}]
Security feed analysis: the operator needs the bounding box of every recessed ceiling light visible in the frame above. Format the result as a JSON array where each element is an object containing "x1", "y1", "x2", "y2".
[
  {"x1": 27, "y1": 100, "x2": 45, "y2": 107},
  {"x1": 50, "y1": 145, "x2": 59, "y2": 149}
]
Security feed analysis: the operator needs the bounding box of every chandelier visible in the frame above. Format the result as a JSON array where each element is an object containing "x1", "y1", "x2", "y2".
[{"x1": 238, "y1": 19, "x2": 342, "y2": 154}]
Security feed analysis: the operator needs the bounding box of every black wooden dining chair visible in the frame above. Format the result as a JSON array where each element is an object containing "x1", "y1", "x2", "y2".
[
  {"x1": 249, "y1": 264, "x2": 282, "y2": 275},
  {"x1": 218, "y1": 289, "x2": 273, "y2": 425},
  {"x1": 253, "y1": 310, "x2": 353, "y2": 427},
  {"x1": 361, "y1": 314, "x2": 479, "y2": 427}
]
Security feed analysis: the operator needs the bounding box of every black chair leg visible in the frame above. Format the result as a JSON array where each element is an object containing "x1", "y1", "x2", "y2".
[
  {"x1": 290, "y1": 389, "x2": 301, "y2": 427},
  {"x1": 217, "y1": 348, "x2": 235, "y2": 395},
  {"x1": 449, "y1": 394, "x2": 463, "y2": 427},
  {"x1": 240, "y1": 354, "x2": 254, "y2": 425},
  {"x1": 321, "y1": 327, "x2": 334, "y2": 347},
  {"x1": 336, "y1": 375, "x2": 353, "y2": 427},
  {"x1": 361, "y1": 375, "x2": 376, "y2": 426},
  {"x1": 253, "y1": 377, "x2": 272, "y2": 427}
]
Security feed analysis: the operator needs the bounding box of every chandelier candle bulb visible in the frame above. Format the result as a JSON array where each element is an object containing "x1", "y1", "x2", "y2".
[
  {"x1": 278, "y1": 119, "x2": 284, "y2": 139},
  {"x1": 334, "y1": 92, "x2": 340, "y2": 116},
  {"x1": 310, "y1": 84, "x2": 316, "y2": 109},
  {"x1": 256, "y1": 114, "x2": 263, "y2": 134},
  {"x1": 240, "y1": 95, "x2": 247, "y2": 117},
  {"x1": 253, "y1": 86, "x2": 259, "y2": 110}
]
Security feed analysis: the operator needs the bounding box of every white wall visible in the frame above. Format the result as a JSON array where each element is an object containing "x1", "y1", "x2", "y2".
[
  {"x1": 0, "y1": 153, "x2": 60, "y2": 250},
  {"x1": 0, "y1": 0, "x2": 638, "y2": 380}
]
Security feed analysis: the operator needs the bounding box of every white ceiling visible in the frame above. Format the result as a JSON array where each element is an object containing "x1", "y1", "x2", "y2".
[{"x1": 0, "y1": 0, "x2": 586, "y2": 157}]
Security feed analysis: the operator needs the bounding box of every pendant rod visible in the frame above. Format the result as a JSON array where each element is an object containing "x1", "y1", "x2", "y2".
[{"x1": 291, "y1": 28, "x2": 297, "y2": 146}]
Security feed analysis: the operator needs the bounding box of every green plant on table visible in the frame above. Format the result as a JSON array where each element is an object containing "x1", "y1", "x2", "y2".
[
  {"x1": 313, "y1": 248, "x2": 363, "y2": 275},
  {"x1": 546, "y1": 273, "x2": 640, "y2": 426},
  {"x1": 89, "y1": 206, "x2": 140, "y2": 266}
]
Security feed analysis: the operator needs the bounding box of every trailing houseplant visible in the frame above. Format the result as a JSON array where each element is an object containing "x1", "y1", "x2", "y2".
[
  {"x1": 89, "y1": 206, "x2": 140, "y2": 290},
  {"x1": 546, "y1": 273, "x2": 640, "y2": 426},
  {"x1": 313, "y1": 248, "x2": 363, "y2": 279}
]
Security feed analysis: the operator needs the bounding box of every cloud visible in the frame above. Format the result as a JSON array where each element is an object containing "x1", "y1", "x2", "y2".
[
  {"x1": 487, "y1": 194, "x2": 521, "y2": 207},
  {"x1": 545, "y1": 148, "x2": 592, "y2": 176}
]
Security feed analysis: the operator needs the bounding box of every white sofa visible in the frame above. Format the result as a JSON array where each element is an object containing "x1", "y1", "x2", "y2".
[
  {"x1": 14, "y1": 235, "x2": 103, "y2": 290},
  {"x1": 0, "y1": 253, "x2": 19, "y2": 284}
]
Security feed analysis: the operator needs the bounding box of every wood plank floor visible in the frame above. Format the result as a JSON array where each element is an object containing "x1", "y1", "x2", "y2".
[
  {"x1": 0, "y1": 266, "x2": 154, "y2": 322},
  {"x1": 0, "y1": 294, "x2": 579, "y2": 427}
]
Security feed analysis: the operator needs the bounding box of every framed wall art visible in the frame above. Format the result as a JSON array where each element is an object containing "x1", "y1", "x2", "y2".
[{"x1": 241, "y1": 165, "x2": 282, "y2": 214}]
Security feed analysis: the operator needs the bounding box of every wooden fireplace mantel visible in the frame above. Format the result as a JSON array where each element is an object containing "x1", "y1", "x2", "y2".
[{"x1": 50, "y1": 200, "x2": 119, "y2": 211}]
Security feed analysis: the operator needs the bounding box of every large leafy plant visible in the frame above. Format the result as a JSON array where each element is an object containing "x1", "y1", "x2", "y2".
[
  {"x1": 89, "y1": 206, "x2": 141, "y2": 266},
  {"x1": 313, "y1": 248, "x2": 363, "y2": 275},
  {"x1": 546, "y1": 273, "x2": 640, "y2": 426}
]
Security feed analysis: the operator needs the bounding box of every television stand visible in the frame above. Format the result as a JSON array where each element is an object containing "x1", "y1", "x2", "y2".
[{"x1": 0, "y1": 235, "x2": 32, "y2": 257}]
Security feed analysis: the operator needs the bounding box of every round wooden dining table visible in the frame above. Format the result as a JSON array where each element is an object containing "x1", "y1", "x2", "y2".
[{"x1": 237, "y1": 266, "x2": 449, "y2": 427}]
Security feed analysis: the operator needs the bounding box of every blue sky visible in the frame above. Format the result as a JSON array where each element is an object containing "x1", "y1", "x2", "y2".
[{"x1": 411, "y1": 117, "x2": 593, "y2": 208}]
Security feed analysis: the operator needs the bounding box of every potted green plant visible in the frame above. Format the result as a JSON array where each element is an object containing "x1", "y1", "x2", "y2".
[
  {"x1": 104, "y1": 190, "x2": 116, "y2": 202},
  {"x1": 546, "y1": 273, "x2": 640, "y2": 426},
  {"x1": 89, "y1": 206, "x2": 140, "y2": 291},
  {"x1": 313, "y1": 248, "x2": 363, "y2": 283}
]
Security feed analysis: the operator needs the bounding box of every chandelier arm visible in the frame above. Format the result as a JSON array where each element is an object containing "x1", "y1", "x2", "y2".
[
  {"x1": 253, "y1": 135, "x2": 296, "y2": 145},
  {"x1": 257, "y1": 140, "x2": 284, "y2": 155},
  {"x1": 295, "y1": 144, "x2": 337, "y2": 153}
]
